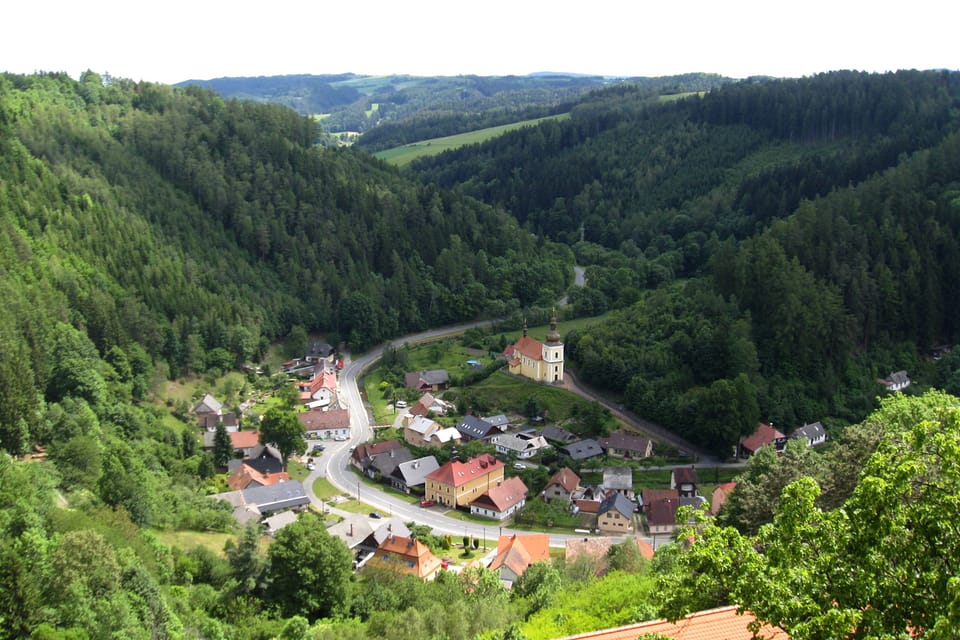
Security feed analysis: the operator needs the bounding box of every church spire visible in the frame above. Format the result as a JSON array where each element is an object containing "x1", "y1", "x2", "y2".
[{"x1": 546, "y1": 309, "x2": 561, "y2": 344}]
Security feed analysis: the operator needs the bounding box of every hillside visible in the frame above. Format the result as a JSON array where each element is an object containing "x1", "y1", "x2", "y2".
[{"x1": 407, "y1": 70, "x2": 960, "y2": 451}]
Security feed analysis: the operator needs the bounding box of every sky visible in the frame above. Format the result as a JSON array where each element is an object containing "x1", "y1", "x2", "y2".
[{"x1": 4, "y1": 0, "x2": 957, "y2": 84}]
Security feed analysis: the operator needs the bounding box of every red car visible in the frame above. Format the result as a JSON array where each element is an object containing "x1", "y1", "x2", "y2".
[{"x1": 419, "y1": 499, "x2": 436, "y2": 508}]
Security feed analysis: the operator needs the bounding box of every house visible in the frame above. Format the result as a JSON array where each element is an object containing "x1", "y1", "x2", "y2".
[
  {"x1": 469, "y1": 476, "x2": 528, "y2": 520},
  {"x1": 326, "y1": 515, "x2": 377, "y2": 551},
  {"x1": 227, "y1": 464, "x2": 290, "y2": 491},
  {"x1": 564, "y1": 536, "x2": 654, "y2": 576},
  {"x1": 455, "y1": 415, "x2": 503, "y2": 442},
  {"x1": 211, "y1": 479, "x2": 309, "y2": 525},
  {"x1": 790, "y1": 421, "x2": 827, "y2": 447},
  {"x1": 562, "y1": 439, "x2": 604, "y2": 461},
  {"x1": 368, "y1": 446, "x2": 413, "y2": 481},
  {"x1": 543, "y1": 468, "x2": 580, "y2": 504},
  {"x1": 305, "y1": 342, "x2": 336, "y2": 364},
  {"x1": 364, "y1": 534, "x2": 443, "y2": 580},
  {"x1": 263, "y1": 510, "x2": 298, "y2": 536},
  {"x1": 541, "y1": 425, "x2": 579, "y2": 446},
  {"x1": 408, "y1": 392, "x2": 450, "y2": 417},
  {"x1": 199, "y1": 410, "x2": 239, "y2": 432},
  {"x1": 645, "y1": 497, "x2": 679, "y2": 536},
  {"x1": 202, "y1": 429, "x2": 262, "y2": 457},
  {"x1": 495, "y1": 432, "x2": 550, "y2": 459},
  {"x1": 711, "y1": 482, "x2": 737, "y2": 516},
  {"x1": 488, "y1": 534, "x2": 550, "y2": 584},
  {"x1": 389, "y1": 456, "x2": 440, "y2": 493},
  {"x1": 554, "y1": 604, "x2": 789, "y2": 640},
  {"x1": 880, "y1": 370, "x2": 911, "y2": 391},
  {"x1": 296, "y1": 370, "x2": 338, "y2": 405},
  {"x1": 350, "y1": 440, "x2": 405, "y2": 475},
  {"x1": 296, "y1": 408, "x2": 350, "y2": 440},
  {"x1": 505, "y1": 314, "x2": 565, "y2": 383},
  {"x1": 403, "y1": 415, "x2": 441, "y2": 447},
  {"x1": 425, "y1": 426, "x2": 462, "y2": 447},
  {"x1": 483, "y1": 414, "x2": 511, "y2": 429},
  {"x1": 424, "y1": 454, "x2": 505, "y2": 508},
  {"x1": 670, "y1": 467, "x2": 698, "y2": 498},
  {"x1": 192, "y1": 394, "x2": 223, "y2": 416},
  {"x1": 602, "y1": 466, "x2": 634, "y2": 499},
  {"x1": 226, "y1": 443, "x2": 283, "y2": 475},
  {"x1": 639, "y1": 488, "x2": 679, "y2": 511},
  {"x1": 404, "y1": 369, "x2": 450, "y2": 392},
  {"x1": 597, "y1": 492, "x2": 635, "y2": 534},
  {"x1": 598, "y1": 429, "x2": 653, "y2": 459},
  {"x1": 737, "y1": 422, "x2": 787, "y2": 458}
]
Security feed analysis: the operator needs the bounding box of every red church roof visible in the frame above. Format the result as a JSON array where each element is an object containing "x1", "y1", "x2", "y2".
[{"x1": 426, "y1": 454, "x2": 503, "y2": 487}]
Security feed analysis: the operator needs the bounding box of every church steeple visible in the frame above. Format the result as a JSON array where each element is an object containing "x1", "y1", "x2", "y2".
[{"x1": 545, "y1": 309, "x2": 561, "y2": 344}]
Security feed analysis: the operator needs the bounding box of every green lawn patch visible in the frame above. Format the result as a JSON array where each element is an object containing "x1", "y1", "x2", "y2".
[{"x1": 155, "y1": 530, "x2": 236, "y2": 557}]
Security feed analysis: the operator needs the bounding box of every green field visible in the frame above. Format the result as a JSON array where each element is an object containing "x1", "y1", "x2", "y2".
[{"x1": 374, "y1": 114, "x2": 570, "y2": 166}]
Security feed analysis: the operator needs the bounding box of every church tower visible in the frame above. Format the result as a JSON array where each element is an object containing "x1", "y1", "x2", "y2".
[{"x1": 541, "y1": 310, "x2": 565, "y2": 382}]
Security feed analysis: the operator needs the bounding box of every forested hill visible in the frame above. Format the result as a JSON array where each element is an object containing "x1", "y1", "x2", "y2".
[
  {"x1": 407, "y1": 70, "x2": 960, "y2": 452},
  {"x1": 0, "y1": 71, "x2": 571, "y2": 455}
]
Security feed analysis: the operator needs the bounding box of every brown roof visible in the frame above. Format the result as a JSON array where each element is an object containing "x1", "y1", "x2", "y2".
[
  {"x1": 545, "y1": 468, "x2": 580, "y2": 494},
  {"x1": 471, "y1": 476, "x2": 527, "y2": 512},
  {"x1": 426, "y1": 454, "x2": 503, "y2": 488},
  {"x1": 646, "y1": 497, "x2": 679, "y2": 526},
  {"x1": 296, "y1": 408, "x2": 350, "y2": 431},
  {"x1": 231, "y1": 430, "x2": 261, "y2": 449},
  {"x1": 565, "y1": 536, "x2": 654, "y2": 567},
  {"x1": 641, "y1": 488, "x2": 679, "y2": 506},
  {"x1": 672, "y1": 467, "x2": 698, "y2": 485},
  {"x1": 556, "y1": 605, "x2": 788, "y2": 640},
  {"x1": 739, "y1": 422, "x2": 785, "y2": 453},
  {"x1": 600, "y1": 429, "x2": 651, "y2": 453},
  {"x1": 575, "y1": 499, "x2": 602, "y2": 513}
]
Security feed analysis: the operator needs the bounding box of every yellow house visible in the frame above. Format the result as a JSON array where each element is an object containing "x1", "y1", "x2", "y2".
[
  {"x1": 506, "y1": 313, "x2": 564, "y2": 383},
  {"x1": 424, "y1": 454, "x2": 505, "y2": 508}
]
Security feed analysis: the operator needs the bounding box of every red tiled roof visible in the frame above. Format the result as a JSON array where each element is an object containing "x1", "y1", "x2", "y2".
[
  {"x1": 227, "y1": 464, "x2": 290, "y2": 490},
  {"x1": 740, "y1": 422, "x2": 785, "y2": 453},
  {"x1": 426, "y1": 454, "x2": 503, "y2": 488},
  {"x1": 641, "y1": 488, "x2": 679, "y2": 506},
  {"x1": 366, "y1": 535, "x2": 442, "y2": 579},
  {"x1": 354, "y1": 439, "x2": 403, "y2": 462},
  {"x1": 717, "y1": 481, "x2": 737, "y2": 493},
  {"x1": 230, "y1": 431, "x2": 261, "y2": 449},
  {"x1": 546, "y1": 468, "x2": 580, "y2": 494},
  {"x1": 511, "y1": 335, "x2": 544, "y2": 361},
  {"x1": 490, "y1": 533, "x2": 550, "y2": 577},
  {"x1": 575, "y1": 499, "x2": 601, "y2": 513},
  {"x1": 647, "y1": 497, "x2": 679, "y2": 526},
  {"x1": 296, "y1": 408, "x2": 350, "y2": 430},
  {"x1": 556, "y1": 605, "x2": 788, "y2": 640}
]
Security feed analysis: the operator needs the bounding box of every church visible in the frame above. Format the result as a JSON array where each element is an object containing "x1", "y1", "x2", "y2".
[{"x1": 504, "y1": 313, "x2": 564, "y2": 383}]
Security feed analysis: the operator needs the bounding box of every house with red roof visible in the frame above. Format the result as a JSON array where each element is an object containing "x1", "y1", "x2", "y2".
[
  {"x1": 202, "y1": 429, "x2": 262, "y2": 457},
  {"x1": 737, "y1": 422, "x2": 787, "y2": 458},
  {"x1": 297, "y1": 370, "x2": 338, "y2": 405},
  {"x1": 423, "y1": 454, "x2": 505, "y2": 508},
  {"x1": 543, "y1": 468, "x2": 580, "y2": 504},
  {"x1": 488, "y1": 534, "x2": 550, "y2": 584},
  {"x1": 565, "y1": 536, "x2": 654, "y2": 576},
  {"x1": 711, "y1": 481, "x2": 737, "y2": 516},
  {"x1": 364, "y1": 534, "x2": 443, "y2": 580},
  {"x1": 227, "y1": 464, "x2": 290, "y2": 491},
  {"x1": 505, "y1": 314, "x2": 564, "y2": 383},
  {"x1": 556, "y1": 605, "x2": 789, "y2": 640},
  {"x1": 469, "y1": 476, "x2": 528, "y2": 520},
  {"x1": 671, "y1": 467, "x2": 699, "y2": 497}
]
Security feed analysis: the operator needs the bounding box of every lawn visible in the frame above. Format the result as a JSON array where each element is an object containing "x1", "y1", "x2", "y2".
[
  {"x1": 374, "y1": 114, "x2": 570, "y2": 166},
  {"x1": 154, "y1": 530, "x2": 237, "y2": 557}
]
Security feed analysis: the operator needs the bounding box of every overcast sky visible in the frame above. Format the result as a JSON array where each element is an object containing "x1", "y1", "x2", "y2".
[{"x1": 4, "y1": 0, "x2": 957, "y2": 84}]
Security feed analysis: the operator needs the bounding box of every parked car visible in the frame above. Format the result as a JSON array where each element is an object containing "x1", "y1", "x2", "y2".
[
  {"x1": 306, "y1": 463, "x2": 316, "y2": 471},
  {"x1": 334, "y1": 435, "x2": 347, "y2": 441},
  {"x1": 312, "y1": 444, "x2": 325, "y2": 453},
  {"x1": 369, "y1": 511, "x2": 382, "y2": 519},
  {"x1": 513, "y1": 462, "x2": 525, "y2": 470},
  {"x1": 395, "y1": 400, "x2": 407, "y2": 409},
  {"x1": 419, "y1": 499, "x2": 436, "y2": 508}
]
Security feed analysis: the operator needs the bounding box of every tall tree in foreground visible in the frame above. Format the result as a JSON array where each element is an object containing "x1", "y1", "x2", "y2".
[
  {"x1": 658, "y1": 390, "x2": 960, "y2": 639},
  {"x1": 259, "y1": 407, "x2": 306, "y2": 470}
]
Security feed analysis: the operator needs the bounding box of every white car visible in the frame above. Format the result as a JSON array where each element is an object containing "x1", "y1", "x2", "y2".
[
  {"x1": 513, "y1": 462, "x2": 525, "y2": 470},
  {"x1": 395, "y1": 400, "x2": 407, "y2": 409},
  {"x1": 334, "y1": 435, "x2": 347, "y2": 441}
]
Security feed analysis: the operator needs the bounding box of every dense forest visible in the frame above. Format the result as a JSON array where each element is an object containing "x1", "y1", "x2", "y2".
[
  {"x1": 4, "y1": 68, "x2": 960, "y2": 639},
  {"x1": 408, "y1": 70, "x2": 960, "y2": 450}
]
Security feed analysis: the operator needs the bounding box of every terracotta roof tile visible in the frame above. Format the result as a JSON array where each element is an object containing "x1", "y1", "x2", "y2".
[
  {"x1": 426, "y1": 454, "x2": 503, "y2": 487},
  {"x1": 556, "y1": 605, "x2": 789, "y2": 639}
]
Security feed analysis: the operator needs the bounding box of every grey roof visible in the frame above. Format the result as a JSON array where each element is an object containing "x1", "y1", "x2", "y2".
[
  {"x1": 598, "y1": 492, "x2": 635, "y2": 519},
  {"x1": 602, "y1": 466, "x2": 633, "y2": 491},
  {"x1": 562, "y1": 439, "x2": 604, "y2": 460},
  {"x1": 370, "y1": 519, "x2": 412, "y2": 547},
  {"x1": 541, "y1": 425, "x2": 578, "y2": 444},
  {"x1": 240, "y1": 480, "x2": 309, "y2": 513},
  {"x1": 193, "y1": 394, "x2": 223, "y2": 415},
  {"x1": 421, "y1": 369, "x2": 449, "y2": 385},
  {"x1": 371, "y1": 447, "x2": 414, "y2": 477},
  {"x1": 483, "y1": 414, "x2": 510, "y2": 428},
  {"x1": 790, "y1": 421, "x2": 827, "y2": 442},
  {"x1": 497, "y1": 433, "x2": 549, "y2": 454},
  {"x1": 391, "y1": 456, "x2": 440, "y2": 487},
  {"x1": 456, "y1": 415, "x2": 498, "y2": 440},
  {"x1": 307, "y1": 342, "x2": 335, "y2": 359},
  {"x1": 327, "y1": 515, "x2": 376, "y2": 549}
]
